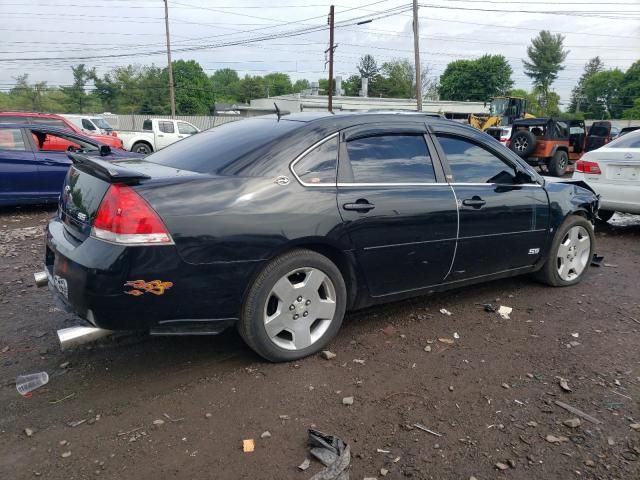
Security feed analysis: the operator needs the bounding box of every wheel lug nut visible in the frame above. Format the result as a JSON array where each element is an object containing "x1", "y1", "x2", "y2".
[
  {"x1": 305, "y1": 300, "x2": 311, "y2": 305},
  {"x1": 289, "y1": 305, "x2": 295, "y2": 311},
  {"x1": 297, "y1": 296, "x2": 303, "y2": 302},
  {"x1": 293, "y1": 314, "x2": 299, "y2": 320},
  {"x1": 303, "y1": 311, "x2": 308, "y2": 317}
]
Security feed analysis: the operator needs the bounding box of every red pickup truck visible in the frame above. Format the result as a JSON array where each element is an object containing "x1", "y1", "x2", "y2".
[{"x1": 0, "y1": 112, "x2": 123, "y2": 150}]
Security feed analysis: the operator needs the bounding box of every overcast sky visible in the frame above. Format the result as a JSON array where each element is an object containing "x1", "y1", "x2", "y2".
[{"x1": 1, "y1": 0, "x2": 639, "y2": 106}]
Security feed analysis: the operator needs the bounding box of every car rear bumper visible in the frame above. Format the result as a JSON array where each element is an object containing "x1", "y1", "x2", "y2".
[
  {"x1": 45, "y1": 216, "x2": 261, "y2": 331},
  {"x1": 572, "y1": 173, "x2": 640, "y2": 214}
]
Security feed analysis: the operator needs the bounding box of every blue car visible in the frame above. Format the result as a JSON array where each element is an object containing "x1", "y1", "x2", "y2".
[{"x1": 0, "y1": 124, "x2": 142, "y2": 206}]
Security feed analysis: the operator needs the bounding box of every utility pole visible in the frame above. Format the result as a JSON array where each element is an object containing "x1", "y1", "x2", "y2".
[
  {"x1": 327, "y1": 5, "x2": 335, "y2": 112},
  {"x1": 164, "y1": 0, "x2": 176, "y2": 118},
  {"x1": 412, "y1": 0, "x2": 422, "y2": 111}
]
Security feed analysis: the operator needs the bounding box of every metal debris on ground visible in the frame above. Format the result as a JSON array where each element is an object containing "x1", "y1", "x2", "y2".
[
  {"x1": 497, "y1": 306, "x2": 512, "y2": 320},
  {"x1": 438, "y1": 338, "x2": 454, "y2": 345},
  {"x1": 482, "y1": 304, "x2": 497, "y2": 313},
  {"x1": 413, "y1": 423, "x2": 443, "y2": 437},
  {"x1": 554, "y1": 400, "x2": 602, "y2": 425},
  {"x1": 307, "y1": 429, "x2": 350, "y2": 480},
  {"x1": 590, "y1": 254, "x2": 604, "y2": 267},
  {"x1": 298, "y1": 458, "x2": 311, "y2": 471},
  {"x1": 439, "y1": 308, "x2": 452, "y2": 316}
]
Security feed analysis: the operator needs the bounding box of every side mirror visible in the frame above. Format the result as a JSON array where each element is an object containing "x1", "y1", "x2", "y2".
[
  {"x1": 99, "y1": 145, "x2": 111, "y2": 156},
  {"x1": 515, "y1": 170, "x2": 535, "y2": 184}
]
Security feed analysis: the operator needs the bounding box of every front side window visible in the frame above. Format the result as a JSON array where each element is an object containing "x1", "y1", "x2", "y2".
[
  {"x1": 437, "y1": 135, "x2": 517, "y2": 184},
  {"x1": 81, "y1": 119, "x2": 96, "y2": 130},
  {"x1": 0, "y1": 129, "x2": 27, "y2": 151},
  {"x1": 178, "y1": 122, "x2": 198, "y2": 135},
  {"x1": 159, "y1": 121, "x2": 175, "y2": 134},
  {"x1": 346, "y1": 134, "x2": 436, "y2": 183},
  {"x1": 293, "y1": 136, "x2": 338, "y2": 185}
]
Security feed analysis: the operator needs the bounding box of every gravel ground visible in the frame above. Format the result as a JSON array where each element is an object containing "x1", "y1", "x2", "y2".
[{"x1": 0, "y1": 205, "x2": 639, "y2": 480}]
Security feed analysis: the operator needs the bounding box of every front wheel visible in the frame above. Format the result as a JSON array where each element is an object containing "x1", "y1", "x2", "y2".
[
  {"x1": 238, "y1": 249, "x2": 347, "y2": 362},
  {"x1": 548, "y1": 150, "x2": 569, "y2": 177},
  {"x1": 132, "y1": 142, "x2": 152, "y2": 155},
  {"x1": 535, "y1": 216, "x2": 594, "y2": 287}
]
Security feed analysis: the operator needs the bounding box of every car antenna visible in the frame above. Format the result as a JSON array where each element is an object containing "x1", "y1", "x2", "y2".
[{"x1": 274, "y1": 102, "x2": 281, "y2": 121}]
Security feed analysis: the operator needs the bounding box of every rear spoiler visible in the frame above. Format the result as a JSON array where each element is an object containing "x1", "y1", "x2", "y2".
[{"x1": 68, "y1": 153, "x2": 150, "y2": 183}]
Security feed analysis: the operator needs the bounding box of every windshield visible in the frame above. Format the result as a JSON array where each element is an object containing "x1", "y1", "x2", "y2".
[
  {"x1": 490, "y1": 98, "x2": 510, "y2": 116},
  {"x1": 91, "y1": 118, "x2": 112, "y2": 130},
  {"x1": 605, "y1": 130, "x2": 640, "y2": 149}
]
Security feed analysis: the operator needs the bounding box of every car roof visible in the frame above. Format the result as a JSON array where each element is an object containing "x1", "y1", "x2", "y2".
[
  {"x1": 0, "y1": 111, "x2": 67, "y2": 119},
  {"x1": 0, "y1": 122, "x2": 105, "y2": 144}
]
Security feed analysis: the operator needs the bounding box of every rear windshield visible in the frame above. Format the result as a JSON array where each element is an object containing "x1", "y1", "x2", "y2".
[
  {"x1": 146, "y1": 117, "x2": 303, "y2": 175},
  {"x1": 606, "y1": 131, "x2": 640, "y2": 149}
]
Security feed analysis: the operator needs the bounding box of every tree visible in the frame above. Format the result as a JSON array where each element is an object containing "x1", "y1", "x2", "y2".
[
  {"x1": 342, "y1": 74, "x2": 361, "y2": 96},
  {"x1": 583, "y1": 69, "x2": 625, "y2": 119},
  {"x1": 237, "y1": 75, "x2": 264, "y2": 103},
  {"x1": 568, "y1": 57, "x2": 604, "y2": 113},
  {"x1": 211, "y1": 68, "x2": 240, "y2": 101},
  {"x1": 623, "y1": 98, "x2": 640, "y2": 120},
  {"x1": 292, "y1": 79, "x2": 310, "y2": 93},
  {"x1": 170, "y1": 60, "x2": 213, "y2": 114},
  {"x1": 621, "y1": 60, "x2": 640, "y2": 117},
  {"x1": 438, "y1": 55, "x2": 513, "y2": 101},
  {"x1": 375, "y1": 59, "x2": 414, "y2": 98},
  {"x1": 509, "y1": 88, "x2": 560, "y2": 117},
  {"x1": 357, "y1": 54, "x2": 379, "y2": 79},
  {"x1": 522, "y1": 30, "x2": 568, "y2": 113},
  {"x1": 60, "y1": 64, "x2": 96, "y2": 113},
  {"x1": 263, "y1": 73, "x2": 293, "y2": 97}
]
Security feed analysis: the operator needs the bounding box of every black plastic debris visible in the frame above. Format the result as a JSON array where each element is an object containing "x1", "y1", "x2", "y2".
[
  {"x1": 307, "y1": 429, "x2": 350, "y2": 480},
  {"x1": 591, "y1": 254, "x2": 604, "y2": 267},
  {"x1": 483, "y1": 304, "x2": 497, "y2": 313}
]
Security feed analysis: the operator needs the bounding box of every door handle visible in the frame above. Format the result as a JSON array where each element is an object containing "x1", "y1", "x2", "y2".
[
  {"x1": 343, "y1": 200, "x2": 375, "y2": 212},
  {"x1": 157, "y1": 134, "x2": 164, "y2": 137},
  {"x1": 462, "y1": 196, "x2": 486, "y2": 208}
]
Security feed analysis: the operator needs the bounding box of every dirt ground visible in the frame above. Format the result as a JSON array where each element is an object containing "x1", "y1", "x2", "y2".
[{"x1": 0, "y1": 205, "x2": 639, "y2": 480}]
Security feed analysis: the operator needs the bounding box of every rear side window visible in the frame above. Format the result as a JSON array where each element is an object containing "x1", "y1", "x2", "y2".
[
  {"x1": 345, "y1": 134, "x2": 436, "y2": 183},
  {"x1": 30, "y1": 117, "x2": 68, "y2": 129},
  {"x1": 293, "y1": 136, "x2": 338, "y2": 185},
  {"x1": 0, "y1": 129, "x2": 27, "y2": 151},
  {"x1": 159, "y1": 121, "x2": 175, "y2": 134},
  {"x1": 142, "y1": 120, "x2": 152, "y2": 131},
  {"x1": 146, "y1": 118, "x2": 303, "y2": 175},
  {"x1": 607, "y1": 132, "x2": 640, "y2": 149},
  {"x1": 437, "y1": 135, "x2": 517, "y2": 184}
]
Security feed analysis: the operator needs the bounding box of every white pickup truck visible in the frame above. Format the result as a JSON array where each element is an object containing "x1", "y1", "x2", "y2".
[{"x1": 118, "y1": 118, "x2": 200, "y2": 154}]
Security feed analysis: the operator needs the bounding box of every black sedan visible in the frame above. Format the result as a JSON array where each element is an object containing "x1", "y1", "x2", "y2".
[{"x1": 40, "y1": 112, "x2": 598, "y2": 361}]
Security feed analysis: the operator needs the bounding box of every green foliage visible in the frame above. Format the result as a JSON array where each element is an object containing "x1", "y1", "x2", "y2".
[
  {"x1": 292, "y1": 79, "x2": 310, "y2": 93},
  {"x1": 583, "y1": 69, "x2": 626, "y2": 119},
  {"x1": 171, "y1": 60, "x2": 213, "y2": 114},
  {"x1": 357, "y1": 54, "x2": 379, "y2": 79},
  {"x1": 623, "y1": 98, "x2": 640, "y2": 120},
  {"x1": 59, "y1": 64, "x2": 96, "y2": 113},
  {"x1": 523, "y1": 30, "x2": 568, "y2": 113},
  {"x1": 263, "y1": 73, "x2": 293, "y2": 97},
  {"x1": 439, "y1": 55, "x2": 513, "y2": 101},
  {"x1": 567, "y1": 57, "x2": 604, "y2": 113},
  {"x1": 509, "y1": 88, "x2": 560, "y2": 117},
  {"x1": 342, "y1": 74, "x2": 361, "y2": 96}
]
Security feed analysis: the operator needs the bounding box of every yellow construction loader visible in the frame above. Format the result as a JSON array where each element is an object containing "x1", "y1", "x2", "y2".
[{"x1": 469, "y1": 96, "x2": 533, "y2": 131}]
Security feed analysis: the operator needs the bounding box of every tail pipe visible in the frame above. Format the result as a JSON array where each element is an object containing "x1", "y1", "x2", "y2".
[
  {"x1": 34, "y1": 271, "x2": 48, "y2": 288},
  {"x1": 57, "y1": 326, "x2": 113, "y2": 351}
]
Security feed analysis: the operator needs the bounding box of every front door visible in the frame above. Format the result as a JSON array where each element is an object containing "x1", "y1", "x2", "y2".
[
  {"x1": 0, "y1": 128, "x2": 38, "y2": 204},
  {"x1": 156, "y1": 120, "x2": 179, "y2": 150},
  {"x1": 433, "y1": 129, "x2": 549, "y2": 280},
  {"x1": 337, "y1": 124, "x2": 458, "y2": 297}
]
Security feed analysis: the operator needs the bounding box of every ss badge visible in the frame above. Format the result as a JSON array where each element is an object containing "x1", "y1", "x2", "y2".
[{"x1": 528, "y1": 248, "x2": 540, "y2": 255}]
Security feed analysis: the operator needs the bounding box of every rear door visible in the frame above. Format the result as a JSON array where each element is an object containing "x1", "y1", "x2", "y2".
[
  {"x1": 432, "y1": 127, "x2": 549, "y2": 279},
  {"x1": 28, "y1": 129, "x2": 75, "y2": 198},
  {"x1": 337, "y1": 123, "x2": 458, "y2": 297},
  {"x1": 0, "y1": 128, "x2": 39, "y2": 204},
  {"x1": 155, "y1": 121, "x2": 180, "y2": 149},
  {"x1": 585, "y1": 121, "x2": 612, "y2": 152}
]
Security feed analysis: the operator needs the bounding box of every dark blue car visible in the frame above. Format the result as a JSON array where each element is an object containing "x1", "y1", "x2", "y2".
[{"x1": 0, "y1": 124, "x2": 141, "y2": 206}]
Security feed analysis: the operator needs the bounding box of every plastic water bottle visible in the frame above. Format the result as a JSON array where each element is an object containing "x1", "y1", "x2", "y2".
[{"x1": 16, "y1": 372, "x2": 49, "y2": 396}]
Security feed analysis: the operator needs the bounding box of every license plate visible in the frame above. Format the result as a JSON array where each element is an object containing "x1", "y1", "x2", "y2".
[
  {"x1": 608, "y1": 165, "x2": 639, "y2": 181},
  {"x1": 52, "y1": 275, "x2": 68, "y2": 299}
]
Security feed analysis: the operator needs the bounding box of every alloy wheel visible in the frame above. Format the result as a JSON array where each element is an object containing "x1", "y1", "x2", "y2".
[
  {"x1": 556, "y1": 225, "x2": 590, "y2": 281},
  {"x1": 514, "y1": 137, "x2": 528, "y2": 152},
  {"x1": 263, "y1": 267, "x2": 337, "y2": 350}
]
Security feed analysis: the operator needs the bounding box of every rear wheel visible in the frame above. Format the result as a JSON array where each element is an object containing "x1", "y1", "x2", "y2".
[
  {"x1": 597, "y1": 209, "x2": 615, "y2": 222},
  {"x1": 535, "y1": 215, "x2": 594, "y2": 287},
  {"x1": 132, "y1": 142, "x2": 152, "y2": 155},
  {"x1": 238, "y1": 249, "x2": 347, "y2": 362},
  {"x1": 548, "y1": 150, "x2": 568, "y2": 177}
]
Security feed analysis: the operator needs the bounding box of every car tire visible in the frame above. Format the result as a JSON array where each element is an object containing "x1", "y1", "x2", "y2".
[
  {"x1": 238, "y1": 249, "x2": 347, "y2": 362},
  {"x1": 548, "y1": 150, "x2": 569, "y2": 177},
  {"x1": 596, "y1": 209, "x2": 614, "y2": 222},
  {"x1": 509, "y1": 130, "x2": 537, "y2": 157},
  {"x1": 535, "y1": 215, "x2": 594, "y2": 287},
  {"x1": 132, "y1": 142, "x2": 152, "y2": 155}
]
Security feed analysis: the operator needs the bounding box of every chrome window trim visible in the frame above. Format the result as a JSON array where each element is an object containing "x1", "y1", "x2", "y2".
[
  {"x1": 289, "y1": 132, "x2": 339, "y2": 187},
  {"x1": 335, "y1": 182, "x2": 543, "y2": 187}
]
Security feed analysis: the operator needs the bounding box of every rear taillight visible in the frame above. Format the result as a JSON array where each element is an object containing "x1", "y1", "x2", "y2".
[
  {"x1": 575, "y1": 160, "x2": 601, "y2": 175},
  {"x1": 92, "y1": 184, "x2": 172, "y2": 245}
]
